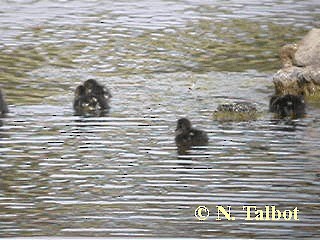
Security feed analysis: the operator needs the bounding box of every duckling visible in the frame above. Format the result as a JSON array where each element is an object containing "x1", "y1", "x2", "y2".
[
  {"x1": 269, "y1": 94, "x2": 305, "y2": 119},
  {"x1": 73, "y1": 85, "x2": 89, "y2": 114},
  {"x1": 175, "y1": 118, "x2": 208, "y2": 153},
  {"x1": 73, "y1": 79, "x2": 111, "y2": 115},
  {"x1": 0, "y1": 89, "x2": 9, "y2": 115},
  {"x1": 83, "y1": 79, "x2": 112, "y2": 109}
]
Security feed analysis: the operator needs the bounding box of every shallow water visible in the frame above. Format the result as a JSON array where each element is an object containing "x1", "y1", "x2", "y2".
[{"x1": 0, "y1": 0, "x2": 320, "y2": 238}]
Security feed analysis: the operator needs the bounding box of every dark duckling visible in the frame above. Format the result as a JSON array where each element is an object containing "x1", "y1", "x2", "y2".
[
  {"x1": 73, "y1": 79, "x2": 111, "y2": 115},
  {"x1": 83, "y1": 79, "x2": 112, "y2": 109},
  {"x1": 0, "y1": 89, "x2": 9, "y2": 115},
  {"x1": 175, "y1": 118, "x2": 208, "y2": 153},
  {"x1": 269, "y1": 94, "x2": 305, "y2": 119},
  {"x1": 73, "y1": 85, "x2": 90, "y2": 114}
]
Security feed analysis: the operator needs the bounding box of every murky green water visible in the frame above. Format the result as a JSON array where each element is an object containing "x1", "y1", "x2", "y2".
[{"x1": 0, "y1": 0, "x2": 319, "y2": 238}]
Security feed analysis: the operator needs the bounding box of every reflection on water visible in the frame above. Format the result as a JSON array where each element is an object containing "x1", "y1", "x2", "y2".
[{"x1": 0, "y1": 0, "x2": 320, "y2": 238}]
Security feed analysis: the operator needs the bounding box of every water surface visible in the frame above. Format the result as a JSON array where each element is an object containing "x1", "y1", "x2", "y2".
[{"x1": 0, "y1": 0, "x2": 320, "y2": 238}]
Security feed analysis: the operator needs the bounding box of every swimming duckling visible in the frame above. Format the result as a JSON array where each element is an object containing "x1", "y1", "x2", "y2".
[
  {"x1": 175, "y1": 118, "x2": 208, "y2": 153},
  {"x1": 269, "y1": 94, "x2": 305, "y2": 119},
  {"x1": 73, "y1": 85, "x2": 90, "y2": 114},
  {"x1": 0, "y1": 89, "x2": 9, "y2": 115},
  {"x1": 73, "y1": 79, "x2": 111, "y2": 115},
  {"x1": 83, "y1": 79, "x2": 112, "y2": 108}
]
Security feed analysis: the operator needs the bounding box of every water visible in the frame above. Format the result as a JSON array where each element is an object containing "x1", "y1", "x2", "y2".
[{"x1": 0, "y1": 0, "x2": 320, "y2": 238}]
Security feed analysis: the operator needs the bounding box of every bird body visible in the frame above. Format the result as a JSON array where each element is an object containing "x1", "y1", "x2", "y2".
[
  {"x1": 73, "y1": 79, "x2": 111, "y2": 115},
  {"x1": 269, "y1": 94, "x2": 305, "y2": 118},
  {"x1": 175, "y1": 118, "x2": 208, "y2": 153},
  {"x1": 0, "y1": 89, "x2": 9, "y2": 115}
]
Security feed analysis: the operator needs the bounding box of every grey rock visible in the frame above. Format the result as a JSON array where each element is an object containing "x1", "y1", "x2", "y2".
[
  {"x1": 273, "y1": 28, "x2": 320, "y2": 98},
  {"x1": 294, "y1": 28, "x2": 320, "y2": 67}
]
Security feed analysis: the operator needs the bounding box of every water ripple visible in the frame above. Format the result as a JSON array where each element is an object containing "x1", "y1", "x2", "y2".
[{"x1": 0, "y1": 0, "x2": 320, "y2": 238}]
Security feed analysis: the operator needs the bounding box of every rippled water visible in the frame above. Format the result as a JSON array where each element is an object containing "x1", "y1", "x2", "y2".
[{"x1": 0, "y1": 0, "x2": 320, "y2": 238}]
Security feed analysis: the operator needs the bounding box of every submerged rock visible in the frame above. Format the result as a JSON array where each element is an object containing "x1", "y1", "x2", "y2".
[
  {"x1": 273, "y1": 28, "x2": 320, "y2": 98},
  {"x1": 213, "y1": 102, "x2": 259, "y2": 121}
]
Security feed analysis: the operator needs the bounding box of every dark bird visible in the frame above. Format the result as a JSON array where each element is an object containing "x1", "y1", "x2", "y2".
[
  {"x1": 73, "y1": 85, "x2": 91, "y2": 114},
  {"x1": 0, "y1": 89, "x2": 9, "y2": 115},
  {"x1": 175, "y1": 118, "x2": 208, "y2": 154},
  {"x1": 73, "y1": 79, "x2": 111, "y2": 116},
  {"x1": 269, "y1": 94, "x2": 305, "y2": 119}
]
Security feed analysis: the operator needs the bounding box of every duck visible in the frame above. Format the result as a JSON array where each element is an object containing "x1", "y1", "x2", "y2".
[
  {"x1": 73, "y1": 79, "x2": 111, "y2": 115},
  {"x1": 269, "y1": 94, "x2": 305, "y2": 119},
  {"x1": 84, "y1": 79, "x2": 111, "y2": 96},
  {"x1": 175, "y1": 118, "x2": 208, "y2": 153},
  {"x1": 0, "y1": 89, "x2": 9, "y2": 115},
  {"x1": 73, "y1": 85, "x2": 91, "y2": 114}
]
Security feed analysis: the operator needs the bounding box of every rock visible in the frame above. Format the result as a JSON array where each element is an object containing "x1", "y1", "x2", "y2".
[
  {"x1": 213, "y1": 102, "x2": 259, "y2": 121},
  {"x1": 273, "y1": 66, "x2": 304, "y2": 95},
  {"x1": 273, "y1": 64, "x2": 320, "y2": 96},
  {"x1": 294, "y1": 28, "x2": 320, "y2": 67},
  {"x1": 273, "y1": 28, "x2": 320, "y2": 98},
  {"x1": 279, "y1": 43, "x2": 298, "y2": 68}
]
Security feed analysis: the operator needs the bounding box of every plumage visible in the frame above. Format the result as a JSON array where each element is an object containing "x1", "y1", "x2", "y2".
[
  {"x1": 0, "y1": 89, "x2": 9, "y2": 115},
  {"x1": 73, "y1": 79, "x2": 111, "y2": 116},
  {"x1": 269, "y1": 94, "x2": 305, "y2": 119},
  {"x1": 175, "y1": 118, "x2": 208, "y2": 154}
]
